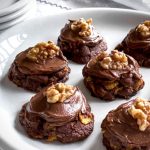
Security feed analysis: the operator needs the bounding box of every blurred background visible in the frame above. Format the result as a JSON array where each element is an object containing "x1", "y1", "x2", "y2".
[
  {"x1": 0, "y1": 0, "x2": 149, "y2": 31},
  {"x1": 36, "y1": 0, "x2": 150, "y2": 15},
  {"x1": 37, "y1": 0, "x2": 150, "y2": 11}
]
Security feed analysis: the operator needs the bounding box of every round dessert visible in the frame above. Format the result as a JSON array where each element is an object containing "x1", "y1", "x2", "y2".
[
  {"x1": 101, "y1": 97, "x2": 150, "y2": 150},
  {"x1": 19, "y1": 83, "x2": 94, "y2": 143},
  {"x1": 116, "y1": 20, "x2": 150, "y2": 67},
  {"x1": 8, "y1": 41, "x2": 70, "y2": 92},
  {"x1": 82, "y1": 50, "x2": 144, "y2": 100},
  {"x1": 57, "y1": 18, "x2": 107, "y2": 64}
]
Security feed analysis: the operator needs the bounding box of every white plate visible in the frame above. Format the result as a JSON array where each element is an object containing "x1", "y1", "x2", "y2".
[
  {"x1": 0, "y1": 0, "x2": 17, "y2": 10},
  {"x1": 0, "y1": 0, "x2": 28, "y2": 17},
  {"x1": 0, "y1": 8, "x2": 150, "y2": 150},
  {"x1": 0, "y1": 0, "x2": 36, "y2": 24},
  {"x1": 0, "y1": 0, "x2": 36, "y2": 31}
]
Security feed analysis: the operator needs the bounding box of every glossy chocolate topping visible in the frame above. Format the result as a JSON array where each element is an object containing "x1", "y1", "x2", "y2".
[
  {"x1": 25, "y1": 88, "x2": 87, "y2": 126},
  {"x1": 121, "y1": 27, "x2": 150, "y2": 53},
  {"x1": 15, "y1": 49, "x2": 68, "y2": 75},
  {"x1": 101, "y1": 100, "x2": 150, "y2": 146},
  {"x1": 83, "y1": 54, "x2": 141, "y2": 80},
  {"x1": 59, "y1": 22, "x2": 103, "y2": 45}
]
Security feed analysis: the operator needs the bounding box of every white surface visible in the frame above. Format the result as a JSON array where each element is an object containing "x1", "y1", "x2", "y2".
[
  {"x1": 0, "y1": 0, "x2": 17, "y2": 10},
  {"x1": 0, "y1": 0, "x2": 35, "y2": 24},
  {"x1": 37, "y1": 0, "x2": 150, "y2": 11},
  {"x1": 113, "y1": 0, "x2": 150, "y2": 11},
  {"x1": 0, "y1": 8, "x2": 150, "y2": 150},
  {"x1": 0, "y1": 0, "x2": 29, "y2": 17},
  {"x1": 0, "y1": 0, "x2": 36, "y2": 31}
]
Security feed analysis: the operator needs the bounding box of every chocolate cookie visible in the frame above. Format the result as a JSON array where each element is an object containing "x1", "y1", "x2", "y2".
[
  {"x1": 8, "y1": 41, "x2": 70, "y2": 92},
  {"x1": 82, "y1": 50, "x2": 144, "y2": 100},
  {"x1": 101, "y1": 97, "x2": 150, "y2": 150},
  {"x1": 57, "y1": 18, "x2": 107, "y2": 64},
  {"x1": 19, "y1": 83, "x2": 94, "y2": 143},
  {"x1": 116, "y1": 20, "x2": 150, "y2": 67}
]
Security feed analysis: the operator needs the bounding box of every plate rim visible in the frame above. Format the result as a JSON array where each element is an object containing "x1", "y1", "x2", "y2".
[
  {"x1": 0, "y1": 0, "x2": 36, "y2": 30},
  {"x1": 1, "y1": 7, "x2": 150, "y2": 37},
  {"x1": 0, "y1": 0, "x2": 30, "y2": 17},
  {"x1": 0, "y1": 0, "x2": 36, "y2": 24}
]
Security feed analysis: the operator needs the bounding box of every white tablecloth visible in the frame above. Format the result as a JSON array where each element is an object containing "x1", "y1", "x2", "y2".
[{"x1": 36, "y1": 0, "x2": 150, "y2": 15}]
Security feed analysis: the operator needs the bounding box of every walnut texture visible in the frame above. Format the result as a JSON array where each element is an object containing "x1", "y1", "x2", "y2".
[
  {"x1": 70, "y1": 18, "x2": 92, "y2": 37},
  {"x1": 98, "y1": 50, "x2": 128, "y2": 70},
  {"x1": 26, "y1": 41, "x2": 60, "y2": 63},
  {"x1": 45, "y1": 83, "x2": 75, "y2": 103},
  {"x1": 136, "y1": 20, "x2": 150, "y2": 37},
  {"x1": 79, "y1": 112, "x2": 93, "y2": 125},
  {"x1": 128, "y1": 97, "x2": 150, "y2": 131}
]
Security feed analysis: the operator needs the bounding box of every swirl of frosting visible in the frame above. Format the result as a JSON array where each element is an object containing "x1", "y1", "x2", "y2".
[
  {"x1": 58, "y1": 18, "x2": 103, "y2": 45},
  {"x1": 25, "y1": 87, "x2": 88, "y2": 126},
  {"x1": 122, "y1": 20, "x2": 150, "y2": 52},
  {"x1": 83, "y1": 50, "x2": 141, "y2": 80},
  {"x1": 14, "y1": 42, "x2": 68, "y2": 75},
  {"x1": 101, "y1": 98, "x2": 150, "y2": 146}
]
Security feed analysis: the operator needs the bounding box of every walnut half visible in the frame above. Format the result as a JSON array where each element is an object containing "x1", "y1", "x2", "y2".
[
  {"x1": 70, "y1": 18, "x2": 93, "y2": 37},
  {"x1": 45, "y1": 83, "x2": 75, "y2": 103},
  {"x1": 79, "y1": 112, "x2": 93, "y2": 125},
  {"x1": 99, "y1": 50, "x2": 128, "y2": 70},
  {"x1": 128, "y1": 97, "x2": 150, "y2": 131},
  {"x1": 136, "y1": 20, "x2": 150, "y2": 37},
  {"x1": 26, "y1": 41, "x2": 60, "y2": 63}
]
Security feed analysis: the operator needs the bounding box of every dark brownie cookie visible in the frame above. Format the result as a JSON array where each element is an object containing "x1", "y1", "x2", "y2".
[
  {"x1": 57, "y1": 18, "x2": 107, "y2": 64},
  {"x1": 8, "y1": 41, "x2": 70, "y2": 92},
  {"x1": 19, "y1": 83, "x2": 94, "y2": 143},
  {"x1": 82, "y1": 50, "x2": 144, "y2": 101},
  {"x1": 101, "y1": 97, "x2": 150, "y2": 150},
  {"x1": 116, "y1": 20, "x2": 150, "y2": 67}
]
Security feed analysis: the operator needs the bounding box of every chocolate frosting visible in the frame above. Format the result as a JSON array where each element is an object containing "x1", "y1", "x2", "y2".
[
  {"x1": 15, "y1": 49, "x2": 68, "y2": 75},
  {"x1": 101, "y1": 100, "x2": 150, "y2": 146},
  {"x1": 83, "y1": 54, "x2": 141, "y2": 80},
  {"x1": 119, "y1": 27, "x2": 150, "y2": 53},
  {"x1": 25, "y1": 88, "x2": 88, "y2": 126},
  {"x1": 58, "y1": 22, "x2": 103, "y2": 46}
]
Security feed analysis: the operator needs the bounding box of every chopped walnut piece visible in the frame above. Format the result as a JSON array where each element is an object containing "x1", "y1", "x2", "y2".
[
  {"x1": 104, "y1": 82, "x2": 118, "y2": 90},
  {"x1": 97, "y1": 51, "x2": 109, "y2": 61},
  {"x1": 26, "y1": 41, "x2": 60, "y2": 63},
  {"x1": 128, "y1": 97, "x2": 150, "y2": 131},
  {"x1": 136, "y1": 20, "x2": 150, "y2": 37},
  {"x1": 45, "y1": 83, "x2": 75, "y2": 103},
  {"x1": 47, "y1": 134, "x2": 57, "y2": 142},
  {"x1": 99, "y1": 50, "x2": 128, "y2": 70},
  {"x1": 79, "y1": 112, "x2": 93, "y2": 125},
  {"x1": 86, "y1": 76, "x2": 92, "y2": 82},
  {"x1": 70, "y1": 18, "x2": 93, "y2": 37}
]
